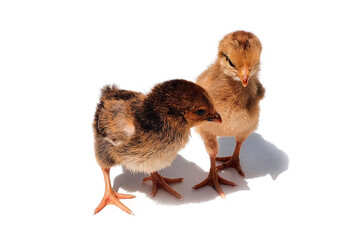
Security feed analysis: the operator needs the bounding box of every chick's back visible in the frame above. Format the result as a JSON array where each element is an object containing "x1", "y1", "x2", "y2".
[{"x1": 93, "y1": 85, "x2": 145, "y2": 167}]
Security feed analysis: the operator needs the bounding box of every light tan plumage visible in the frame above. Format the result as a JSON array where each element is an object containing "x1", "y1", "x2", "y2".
[{"x1": 194, "y1": 31, "x2": 265, "y2": 197}]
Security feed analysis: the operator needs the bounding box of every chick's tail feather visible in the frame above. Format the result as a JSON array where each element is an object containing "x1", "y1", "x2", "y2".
[
  {"x1": 100, "y1": 84, "x2": 137, "y2": 102},
  {"x1": 94, "y1": 84, "x2": 138, "y2": 143},
  {"x1": 94, "y1": 101, "x2": 107, "y2": 137}
]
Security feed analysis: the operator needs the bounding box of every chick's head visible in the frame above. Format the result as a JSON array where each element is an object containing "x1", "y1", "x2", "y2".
[
  {"x1": 218, "y1": 31, "x2": 262, "y2": 87},
  {"x1": 150, "y1": 79, "x2": 221, "y2": 128}
]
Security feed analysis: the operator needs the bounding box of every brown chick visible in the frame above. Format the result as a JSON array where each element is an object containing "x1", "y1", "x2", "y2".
[
  {"x1": 93, "y1": 79, "x2": 221, "y2": 215},
  {"x1": 193, "y1": 31, "x2": 265, "y2": 198}
]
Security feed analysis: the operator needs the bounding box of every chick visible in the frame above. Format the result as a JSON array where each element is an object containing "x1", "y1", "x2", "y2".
[
  {"x1": 193, "y1": 31, "x2": 265, "y2": 198},
  {"x1": 93, "y1": 79, "x2": 221, "y2": 215}
]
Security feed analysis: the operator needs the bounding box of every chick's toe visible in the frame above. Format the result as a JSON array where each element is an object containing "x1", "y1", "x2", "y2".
[
  {"x1": 215, "y1": 141, "x2": 245, "y2": 176},
  {"x1": 143, "y1": 172, "x2": 183, "y2": 200},
  {"x1": 193, "y1": 166, "x2": 237, "y2": 199}
]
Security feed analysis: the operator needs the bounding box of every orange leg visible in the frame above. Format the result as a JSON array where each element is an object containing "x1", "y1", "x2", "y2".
[
  {"x1": 193, "y1": 155, "x2": 237, "y2": 199},
  {"x1": 143, "y1": 172, "x2": 183, "y2": 199},
  {"x1": 94, "y1": 167, "x2": 136, "y2": 215},
  {"x1": 216, "y1": 141, "x2": 245, "y2": 176}
]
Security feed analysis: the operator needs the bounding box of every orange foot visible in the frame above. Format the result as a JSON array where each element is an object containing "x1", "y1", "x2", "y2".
[
  {"x1": 143, "y1": 172, "x2": 183, "y2": 199},
  {"x1": 94, "y1": 190, "x2": 135, "y2": 215},
  {"x1": 216, "y1": 155, "x2": 245, "y2": 177},
  {"x1": 94, "y1": 167, "x2": 135, "y2": 215},
  {"x1": 193, "y1": 169, "x2": 237, "y2": 199}
]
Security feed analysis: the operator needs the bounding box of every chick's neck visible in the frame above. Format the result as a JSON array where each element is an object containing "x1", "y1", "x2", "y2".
[
  {"x1": 134, "y1": 98, "x2": 189, "y2": 135},
  {"x1": 201, "y1": 61, "x2": 260, "y2": 112}
]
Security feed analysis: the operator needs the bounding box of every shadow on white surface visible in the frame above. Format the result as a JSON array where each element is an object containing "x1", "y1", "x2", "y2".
[
  {"x1": 113, "y1": 133, "x2": 288, "y2": 205},
  {"x1": 113, "y1": 155, "x2": 248, "y2": 205},
  {"x1": 218, "y1": 133, "x2": 289, "y2": 180}
]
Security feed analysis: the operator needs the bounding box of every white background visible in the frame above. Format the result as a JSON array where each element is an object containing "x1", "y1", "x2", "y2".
[{"x1": 1, "y1": 0, "x2": 359, "y2": 239}]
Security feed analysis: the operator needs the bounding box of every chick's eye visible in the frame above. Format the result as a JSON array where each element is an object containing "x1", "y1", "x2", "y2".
[
  {"x1": 196, "y1": 109, "x2": 206, "y2": 116},
  {"x1": 224, "y1": 54, "x2": 235, "y2": 68}
]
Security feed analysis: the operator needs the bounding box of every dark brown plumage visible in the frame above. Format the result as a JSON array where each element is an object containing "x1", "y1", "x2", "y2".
[{"x1": 93, "y1": 79, "x2": 221, "y2": 215}]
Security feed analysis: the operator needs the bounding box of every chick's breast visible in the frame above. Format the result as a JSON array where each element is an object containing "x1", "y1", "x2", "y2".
[
  {"x1": 118, "y1": 129, "x2": 190, "y2": 173},
  {"x1": 198, "y1": 106, "x2": 259, "y2": 137},
  {"x1": 196, "y1": 77, "x2": 260, "y2": 138}
]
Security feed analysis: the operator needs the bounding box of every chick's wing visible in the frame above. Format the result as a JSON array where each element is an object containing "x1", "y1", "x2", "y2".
[{"x1": 95, "y1": 86, "x2": 141, "y2": 146}]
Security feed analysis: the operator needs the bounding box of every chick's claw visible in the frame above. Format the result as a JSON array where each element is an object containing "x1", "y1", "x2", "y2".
[
  {"x1": 193, "y1": 170, "x2": 237, "y2": 199},
  {"x1": 143, "y1": 172, "x2": 183, "y2": 200},
  {"x1": 94, "y1": 191, "x2": 135, "y2": 215},
  {"x1": 216, "y1": 156, "x2": 245, "y2": 177}
]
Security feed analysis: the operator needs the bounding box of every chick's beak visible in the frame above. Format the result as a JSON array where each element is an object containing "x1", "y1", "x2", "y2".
[
  {"x1": 207, "y1": 112, "x2": 222, "y2": 123},
  {"x1": 238, "y1": 65, "x2": 250, "y2": 87}
]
